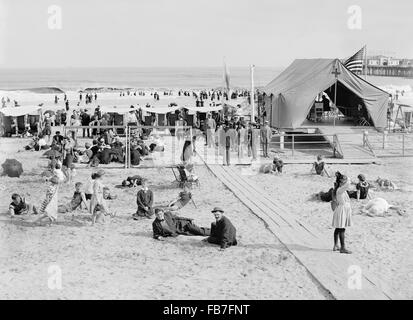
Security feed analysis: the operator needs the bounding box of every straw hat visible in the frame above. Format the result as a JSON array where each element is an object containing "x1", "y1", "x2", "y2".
[{"x1": 211, "y1": 207, "x2": 224, "y2": 213}]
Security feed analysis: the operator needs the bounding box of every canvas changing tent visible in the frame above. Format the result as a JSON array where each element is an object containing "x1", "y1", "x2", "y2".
[{"x1": 263, "y1": 59, "x2": 389, "y2": 129}]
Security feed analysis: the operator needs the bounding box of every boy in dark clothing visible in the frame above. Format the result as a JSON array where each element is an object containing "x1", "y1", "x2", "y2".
[{"x1": 133, "y1": 180, "x2": 154, "y2": 219}]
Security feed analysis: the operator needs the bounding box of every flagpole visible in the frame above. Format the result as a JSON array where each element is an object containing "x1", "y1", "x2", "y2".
[
  {"x1": 251, "y1": 64, "x2": 255, "y2": 122},
  {"x1": 364, "y1": 45, "x2": 367, "y2": 80}
]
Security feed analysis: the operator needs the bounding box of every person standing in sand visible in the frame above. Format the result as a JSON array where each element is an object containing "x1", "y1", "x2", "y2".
[
  {"x1": 34, "y1": 176, "x2": 59, "y2": 226},
  {"x1": 205, "y1": 114, "x2": 216, "y2": 147},
  {"x1": 332, "y1": 175, "x2": 353, "y2": 254},
  {"x1": 260, "y1": 121, "x2": 272, "y2": 158},
  {"x1": 90, "y1": 170, "x2": 111, "y2": 224}
]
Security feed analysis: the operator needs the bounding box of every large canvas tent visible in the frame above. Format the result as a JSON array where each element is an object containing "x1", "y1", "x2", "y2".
[{"x1": 263, "y1": 59, "x2": 390, "y2": 129}]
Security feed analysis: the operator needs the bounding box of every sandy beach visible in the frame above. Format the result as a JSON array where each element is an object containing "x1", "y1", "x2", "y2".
[
  {"x1": 0, "y1": 137, "x2": 330, "y2": 300},
  {"x1": 239, "y1": 158, "x2": 413, "y2": 299}
]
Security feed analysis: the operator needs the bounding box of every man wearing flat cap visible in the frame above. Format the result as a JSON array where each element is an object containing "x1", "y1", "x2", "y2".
[{"x1": 204, "y1": 207, "x2": 237, "y2": 250}]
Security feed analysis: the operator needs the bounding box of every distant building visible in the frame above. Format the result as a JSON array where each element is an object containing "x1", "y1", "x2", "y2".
[{"x1": 366, "y1": 55, "x2": 413, "y2": 77}]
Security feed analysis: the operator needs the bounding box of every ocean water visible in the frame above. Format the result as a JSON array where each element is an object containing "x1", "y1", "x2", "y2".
[
  {"x1": 0, "y1": 67, "x2": 411, "y2": 105},
  {"x1": 0, "y1": 67, "x2": 283, "y2": 92}
]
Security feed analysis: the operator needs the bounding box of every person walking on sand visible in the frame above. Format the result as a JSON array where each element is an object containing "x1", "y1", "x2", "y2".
[
  {"x1": 332, "y1": 174, "x2": 353, "y2": 254},
  {"x1": 90, "y1": 170, "x2": 112, "y2": 225},
  {"x1": 34, "y1": 176, "x2": 59, "y2": 226}
]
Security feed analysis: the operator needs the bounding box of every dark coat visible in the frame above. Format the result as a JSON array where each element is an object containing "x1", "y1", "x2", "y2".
[
  {"x1": 152, "y1": 211, "x2": 209, "y2": 239},
  {"x1": 136, "y1": 189, "x2": 154, "y2": 217},
  {"x1": 207, "y1": 216, "x2": 237, "y2": 249}
]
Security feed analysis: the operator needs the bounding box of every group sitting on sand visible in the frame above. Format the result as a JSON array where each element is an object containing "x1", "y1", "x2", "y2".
[{"x1": 8, "y1": 164, "x2": 238, "y2": 250}]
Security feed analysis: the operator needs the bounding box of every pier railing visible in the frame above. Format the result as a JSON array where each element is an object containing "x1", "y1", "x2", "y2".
[
  {"x1": 364, "y1": 131, "x2": 413, "y2": 157},
  {"x1": 267, "y1": 133, "x2": 340, "y2": 158}
]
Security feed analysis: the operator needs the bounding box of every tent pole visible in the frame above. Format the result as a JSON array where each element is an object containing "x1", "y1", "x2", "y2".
[
  {"x1": 332, "y1": 61, "x2": 341, "y2": 127},
  {"x1": 251, "y1": 65, "x2": 255, "y2": 122},
  {"x1": 277, "y1": 94, "x2": 280, "y2": 130}
]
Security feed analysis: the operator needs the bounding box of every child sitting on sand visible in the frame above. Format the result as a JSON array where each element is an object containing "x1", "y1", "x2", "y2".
[
  {"x1": 58, "y1": 182, "x2": 89, "y2": 213},
  {"x1": 311, "y1": 155, "x2": 331, "y2": 177},
  {"x1": 77, "y1": 142, "x2": 93, "y2": 163},
  {"x1": 34, "y1": 176, "x2": 59, "y2": 226},
  {"x1": 347, "y1": 174, "x2": 371, "y2": 201},
  {"x1": 9, "y1": 193, "x2": 38, "y2": 217},
  {"x1": 272, "y1": 156, "x2": 284, "y2": 174}
]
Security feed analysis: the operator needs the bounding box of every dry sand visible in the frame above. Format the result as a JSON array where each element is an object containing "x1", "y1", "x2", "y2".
[
  {"x1": 239, "y1": 158, "x2": 413, "y2": 299},
  {"x1": 0, "y1": 138, "x2": 329, "y2": 300}
]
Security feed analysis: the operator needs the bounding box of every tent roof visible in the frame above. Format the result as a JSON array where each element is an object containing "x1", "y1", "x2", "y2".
[
  {"x1": 0, "y1": 106, "x2": 42, "y2": 117},
  {"x1": 263, "y1": 58, "x2": 390, "y2": 128}
]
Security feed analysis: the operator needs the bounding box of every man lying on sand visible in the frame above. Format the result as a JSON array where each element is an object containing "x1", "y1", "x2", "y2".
[
  {"x1": 122, "y1": 175, "x2": 144, "y2": 188},
  {"x1": 152, "y1": 208, "x2": 210, "y2": 240},
  {"x1": 202, "y1": 207, "x2": 237, "y2": 250}
]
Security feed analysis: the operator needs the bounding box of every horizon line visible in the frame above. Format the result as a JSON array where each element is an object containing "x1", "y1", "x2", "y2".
[{"x1": 0, "y1": 65, "x2": 286, "y2": 70}]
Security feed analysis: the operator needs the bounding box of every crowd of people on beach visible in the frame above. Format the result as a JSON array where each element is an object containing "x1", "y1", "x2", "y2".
[{"x1": 5, "y1": 86, "x2": 405, "y2": 255}]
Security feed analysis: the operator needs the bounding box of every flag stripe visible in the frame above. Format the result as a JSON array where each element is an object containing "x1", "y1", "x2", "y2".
[{"x1": 344, "y1": 46, "x2": 366, "y2": 73}]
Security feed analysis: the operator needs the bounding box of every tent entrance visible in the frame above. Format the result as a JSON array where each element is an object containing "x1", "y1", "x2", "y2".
[{"x1": 305, "y1": 81, "x2": 373, "y2": 127}]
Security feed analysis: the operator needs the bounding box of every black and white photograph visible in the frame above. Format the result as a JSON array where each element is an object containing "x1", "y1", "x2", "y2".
[{"x1": 0, "y1": 0, "x2": 412, "y2": 307}]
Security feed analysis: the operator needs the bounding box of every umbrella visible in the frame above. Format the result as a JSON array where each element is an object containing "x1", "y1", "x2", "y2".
[
  {"x1": 43, "y1": 149, "x2": 62, "y2": 158},
  {"x1": 1, "y1": 159, "x2": 24, "y2": 178}
]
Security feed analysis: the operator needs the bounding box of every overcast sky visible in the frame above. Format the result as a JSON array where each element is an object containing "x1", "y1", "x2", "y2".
[{"x1": 0, "y1": 0, "x2": 412, "y2": 68}]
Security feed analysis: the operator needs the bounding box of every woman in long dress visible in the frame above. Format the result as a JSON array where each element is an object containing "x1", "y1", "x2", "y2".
[
  {"x1": 90, "y1": 170, "x2": 112, "y2": 225},
  {"x1": 332, "y1": 175, "x2": 353, "y2": 254},
  {"x1": 34, "y1": 176, "x2": 59, "y2": 226}
]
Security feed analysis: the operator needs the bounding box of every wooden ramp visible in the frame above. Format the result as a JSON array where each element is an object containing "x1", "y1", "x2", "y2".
[
  {"x1": 317, "y1": 126, "x2": 377, "y2": 160},
  {"x1": 198, "y1": 157, "x2": 400, "y2": 299}
]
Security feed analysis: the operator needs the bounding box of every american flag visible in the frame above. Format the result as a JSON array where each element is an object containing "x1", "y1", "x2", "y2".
[{"x1": 344, "y1": 46, "x2": 366, "y2": 73}]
